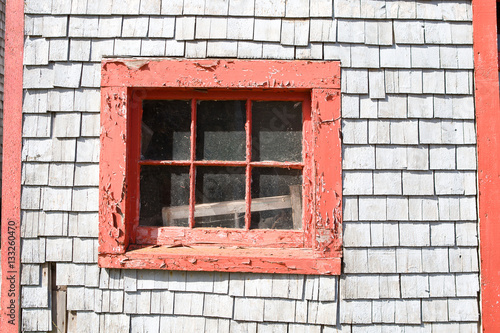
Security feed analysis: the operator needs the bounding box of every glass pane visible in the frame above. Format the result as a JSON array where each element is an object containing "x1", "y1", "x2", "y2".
[
  {"x1": 252, "y1": 101, "x2": 302, "y2": 162},
  {"x1": 142, "y1": 100, "x2": 191, "y2": 160},
  {"x1": 251, "y1": 168, "x2": 302, "y2": 230},
  {"x1": 140, "y1": 166, "x2": 190, "y2": 227},
  {"x1": 196, "y1": 101, "x2": 246, "y2": 161},
  {"x1": 195, "y1": 167, "x2": 246, "y2": 228}
]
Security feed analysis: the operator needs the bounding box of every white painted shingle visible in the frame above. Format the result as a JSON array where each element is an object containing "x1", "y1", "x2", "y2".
[
  {"x1": 122, "y1": 17, "x2": 150, "y2": 37},
  {"x1": 68, "y1": 212, "x2": 99, "y2": 237},
  {"x1": 310, "y1": 0, "x2": 333, "y2": 17},
  {"x1": 448, "y1": 298, "x2": 479, "y2": 321},
  {"x1": 205, "y1": 0, "x2": 229, "y2": 15},
  {"x1": 359, "y1": 197, "x2": 387, "y2": 221},
  {"x1": 91, "y1": 39, "x2": 115, "y2": 61},
  {"x1": 343, "y1": 222, "x2": 371, "y2": 247},
  {"x1": 337, "y1": 19, "x2": 365, "y2": 43},
  {"x1": 42, "y1": 16, "x2": 68, "y2": 37},
  {"x1": 403, "y1": 171, "x2": 434, "y2": 196},
  {"x1": 229, "y1": 0, "x2": 255, "y2": 16},
  {"x1": 114, "y1": 38, "x2": 142, "y2": 56},
  {"x1": 48, "y1": 163, "x2": 75, "y2": 186},
  {"x1": 148, "y1": 17, "x2": 175, "y2": 38},
  {"x1": 285, "y1": 0, "x2": 309, "y2": 18},
  {"x1": 98, "y1": 16, "x2": 123, "y2": 37},
  {"x1": 387, "y1": 197, "x2": 409, "y2": 221},
  {"x1": 376, "y1": 146, "x2": 407, "y2": 170},
  {"x1": 324, "y1": 43, "x2": 351, "y2": 66},
  {"x1": 368, "y1": 120, "x2": 389, "y2": 143},
  {"x1": 46, "y1": 237, "x2": 73, "y2": 261},
  {"x1": 343, "y1": 171, "x2": 372, "y2": 195},
  {"x1": 111, "y1": 0, "x2": 141, "y2": 14},
  {"x1": 254, "y1": 18, "x2": 282, "y2": 42},
  {"x1": 69, "y1": 39, "x2": 91, "y2": 61},
  {"x1": 207, "y1": 41, "x2": 237, "y2": 57},
  {"x1": 296, "y1": 43, "x2": 323, "y2": 59},
  {"x1": 281, "y1": 19, "x2": 309, "y2": 46},
  {"x1": 255, "y1": 0, "x2": 286, "y2": 16},
  {"x1": 411, "y1": 45, "x2": 440, "y2": 68},
  {"x1": 22, "y1": 114, "x2": 52, "y2": 138},
  {"x1": 425, "y1": 21, "x2": 452, "y2": 44},
  {"x1": 380, "y1": 45, "x2": 411, "y2": 68},
  {"x1": 234, "y1": 297, "x2": 264, "y2": 321},
  {"x1": 47, "y1": 89, "x2": 74, "y2": 111},
  {"x1": 445, "y1": 70, "x2": 473, "y2": 95},
  {"x1": 401, "y1": 274, "x2": 429, "y2": 298},
  {"x1": 422, "y1": 70, "x2": 445, "y2": 94},
  {"x1": 24, "y1": 37, "x2": 49, "y2": 65},
  {"x1": 340, "y1": 300, "x2": 371, "y2": 324},
  {"x1": 351, "y1": 45, "x2": 379, "y2": 68},
  {"x1": 399, "y1": 222, "x2": 430, "y2": 247},
  {"x1": 422, "y1": 299, "x2": 448, "y2": 322},
  {"x1": 342, "y1": 120, "x2": 368, "y2": 144},
  {"x1": 371, "y1": 222, "x2": 399, "y2": 247},
  {"x1": 390, "y1": 120, "x2": 418, "y2": 144},
  {"x1": 54, "y1": 63, "x2": 82, "y2": 88},
  {"x1": 140, "y1": 0, "x2": 161, "y2": 14},
  {"x1": 334, "y1": 0, "x2": 361, "y2": 18},
  {"x1": 343, "y1": 249, "x2": 368, "y2": 273},
  {"x1": 43, "y1": 187, "x2": 72, "y2": 211},
  {"x1": 81, "y1": 63, "x2": 102, "y2": 88},
  {"x1": 365, "y1": 20, "x2": 393, "y2": 45},
  {"x1": 175, "y1": 16, "x2": 196, "y2": 40},
  {"x1": 196, "y1": 17, "x2": 228, "y2": 39},
  {"x1": 386, "y1": 1, "x2": 416, "y2": 19},
  {"x1": 261, "y1": 43, "x2": 294, "y2": 59},
  {"x1": 86, "y1": 0, "x2": 113, "y2": 15},
  {"x1": 69, "y1": 16, "x2": 99, "y2": 37},
  {"x1": 360, "y1": 0, "x2": 386, "y2": 19},
  {"x1": 342, "y1": 69, "x2": 368, "y2": 94},
  {"x1": 393, "y1": 20, "x2": 424, "y2": 44},
  {"x1": 227, "y1": 18, "x2": 254, "y2": 40},
  {"x1": 23, "y1": 67, "x2": 55, "y2": 89},
  {"x1": 161, "y1": 0, "x2": 183, "y2": 15},
  {"x1": 141, "y1": 39, "x2": 166, "y2": 56},
  {"x1": 310, "y1": 19, "x2": 336, "y2": 42}
]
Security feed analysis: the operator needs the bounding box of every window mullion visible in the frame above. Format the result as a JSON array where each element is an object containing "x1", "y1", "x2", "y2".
[
  {"x1": 189, "y1": 99, "x2": 197, "y2": 228},
  {"x1": 245, "y1": 99, "x2": 252, "y2": 230}
]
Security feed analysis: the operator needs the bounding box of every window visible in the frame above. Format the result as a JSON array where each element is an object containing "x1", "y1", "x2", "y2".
[{"x1": 99, "y1": 59, "x2": 342, "y2": 275}]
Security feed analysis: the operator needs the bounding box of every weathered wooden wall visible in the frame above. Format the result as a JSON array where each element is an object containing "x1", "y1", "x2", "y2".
[{"x1": 19, "y1": 0, "x2": 479, "y2": 332}]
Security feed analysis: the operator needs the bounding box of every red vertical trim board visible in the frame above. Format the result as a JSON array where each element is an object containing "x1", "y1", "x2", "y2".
[
  {"x1": 474, "y1": 0, "x2": 500, "y2": 331},
  {"x1": 0, "y1": 0, "x2": 24, "y2": 331}
]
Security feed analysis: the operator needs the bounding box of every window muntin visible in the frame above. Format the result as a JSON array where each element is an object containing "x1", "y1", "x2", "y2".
[{"x1": 133, "y1": 91, "x2": 311, "y2": 245}]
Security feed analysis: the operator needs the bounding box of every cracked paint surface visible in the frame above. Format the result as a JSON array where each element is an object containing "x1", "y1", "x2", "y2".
[{"x1": 99, "y1": 59, "x2": 342, "y2": 275}]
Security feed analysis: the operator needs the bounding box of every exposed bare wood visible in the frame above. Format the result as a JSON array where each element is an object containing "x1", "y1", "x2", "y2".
[{"x1": 162, "y1": 194, "x2": 292, "y2": 225}]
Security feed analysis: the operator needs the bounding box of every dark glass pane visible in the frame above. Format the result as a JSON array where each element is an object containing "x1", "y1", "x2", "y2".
[
  {"x1": 251, "y1": 168, "x2": 302, "y2": 230},
  {"x1": 195, "y1": 167, "x2": 246, "y2": 228},
  {"x1": 142, "y1": 100, "x2": 191, "y2": 160},
  {"x1": 252, "y1": 101, "x2": 302, "y2": 162},
  {"x1": 140, "y1": 166, "x2": 190, "y2": 227},
  {"x1": 196, "y1": 101, "x2": 246, "y2": 161}
]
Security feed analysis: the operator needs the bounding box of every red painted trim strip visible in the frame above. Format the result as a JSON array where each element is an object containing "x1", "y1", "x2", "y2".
[
  {"x1": 102, "y1": 59, "x2": 341, "y2": 89},
  {"x1": 474, "y1": 0, "x2": 500, "y2": 331},
  {"x1": 99, "y1": 246, "x2": 341, "y2": 275},
  {"x1": 1, "y1": 0, "x2": 24, "y2": 331}
]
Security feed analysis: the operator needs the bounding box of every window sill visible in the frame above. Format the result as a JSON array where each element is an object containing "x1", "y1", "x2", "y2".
[{"x1": 98, "y1": 245, "x2": 341, "y2": 275}]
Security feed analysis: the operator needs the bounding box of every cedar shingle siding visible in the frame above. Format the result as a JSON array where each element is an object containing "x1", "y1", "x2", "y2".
[{"x1": 20, "y1": 0, "x2": 479, "y2": 331}]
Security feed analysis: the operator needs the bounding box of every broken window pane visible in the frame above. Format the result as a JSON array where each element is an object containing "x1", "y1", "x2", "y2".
[
  {"x1": 252, "y1": 101, "x2": 302, "y2": 162},
  {"x1": 194, "y1": 167, "x2": 246, "y2": 228},
  {"x1": 140, "y1": 166, "x2": 190, "y2": 227},
  {"x1": 196, "y1": 100, "x2": 246, "y2": 161},
  {"x1": 142, "y1": 100, "x2": 191, "y2": 160},
  {"x1": 251, "y1": 168, "x2": 302, "y2": 230}
]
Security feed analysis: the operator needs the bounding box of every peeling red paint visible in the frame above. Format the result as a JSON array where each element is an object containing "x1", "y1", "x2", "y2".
[
  {"x1": 99, "y1": 59, "x2": 342, "y2": 274},
  {"x1": 474, "y1": 0, "x2": 500, "y2": 331}
]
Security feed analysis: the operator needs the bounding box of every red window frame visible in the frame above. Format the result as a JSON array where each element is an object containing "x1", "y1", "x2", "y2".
[{"x1": 99, "y1": 59, "x2": 342, "y2": 275}]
